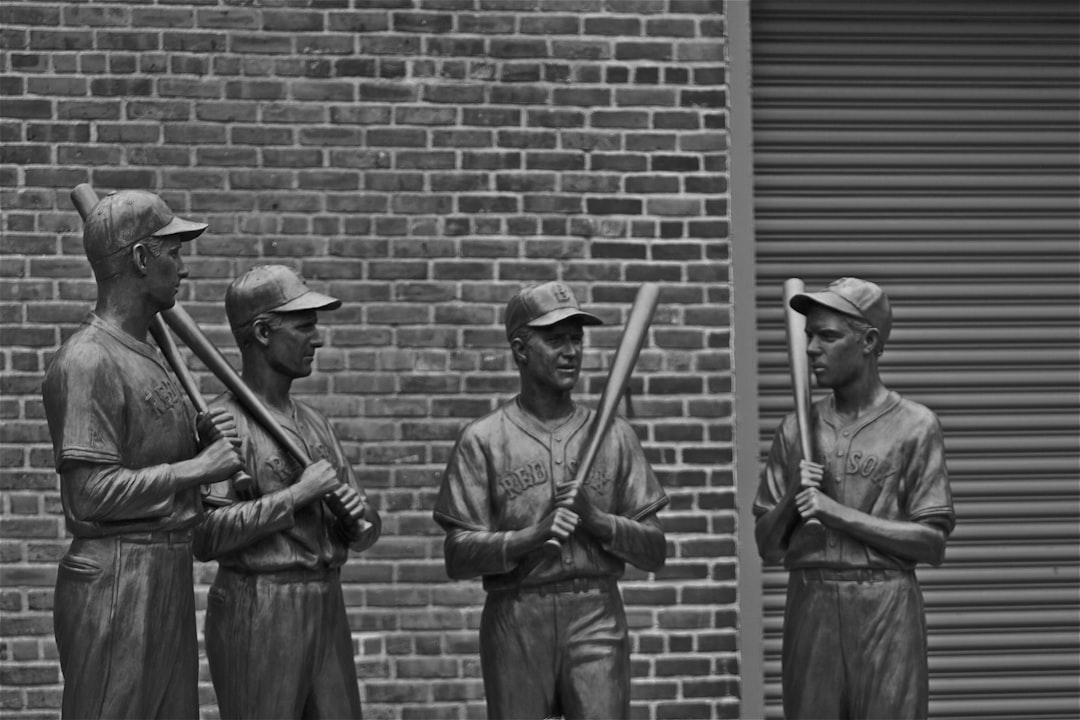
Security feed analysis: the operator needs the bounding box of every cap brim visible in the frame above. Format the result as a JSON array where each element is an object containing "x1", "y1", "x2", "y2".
[
  {"x1": 526, "y1": 307, "x2": 603, "y2": 328},
  {"x1": 151, "y1": 215, "x2": 208, "y2": 243},
  {"x1": 271, "y1": 290, "x2": 342, "y2": 315},
  {"x1": 789, "y1": 291, "x2": 866, "y2": 322}
]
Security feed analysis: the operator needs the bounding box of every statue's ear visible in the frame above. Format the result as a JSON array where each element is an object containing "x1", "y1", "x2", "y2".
[
  {"x1": 862, "y1": 327, "x2": 882, "y2": 356},
  {"x1": 510, "y1": 337, "x2": 528, "y2": 366},
  {"x1": 253, "y1": 318, "x2": 274, "y2": 347},
  {"x1": 130, "y1": 243, "x2": 151, "y2": 276}
]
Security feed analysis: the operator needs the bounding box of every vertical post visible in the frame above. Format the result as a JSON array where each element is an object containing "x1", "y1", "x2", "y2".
[{"x1": 728, "y1": 0, "x2": 766, "y2": 717}]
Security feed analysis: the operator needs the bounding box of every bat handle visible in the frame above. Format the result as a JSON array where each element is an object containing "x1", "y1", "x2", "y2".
[
  {"x1": 799, "y1": 438, "x2": 825, "y2": 536},
  {"x1": 799, "y1": 442, "x2": 826, "y2": 537},
  {"x1": 541, "y1": 487, "x2": 580, "y2": 552}
]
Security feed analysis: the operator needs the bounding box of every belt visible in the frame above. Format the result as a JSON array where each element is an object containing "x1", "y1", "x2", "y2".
[
  {"x1": 512, "y1": 577, "x2": 616, "y2": 596},
  {"x1": 794, "y1": 567, "x2": 905, "y2": 583},
  {"x1": 220, "y1": 566, "x2": 339, "y2": 584},
  {"x1": 115, "y1": 528, "x2": 193, "y2": 545}
]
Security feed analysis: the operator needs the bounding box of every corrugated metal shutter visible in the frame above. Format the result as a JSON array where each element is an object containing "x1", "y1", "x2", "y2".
[{"x1": 750, "y1": 1, "x2": 1080, "y2": 718}]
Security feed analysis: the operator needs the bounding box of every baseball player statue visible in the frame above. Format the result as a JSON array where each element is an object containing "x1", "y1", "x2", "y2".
[
  {"x1": 753, "y1": 277, "x2": 956, "y2": 719},
  {"x1": 192, "y1": 265, "x2": 381, "y2": 719},
  {"x1": 433, "y1": 281, "x2": 669, "y2": 720},
  {"x1": 42, "y1": 190, "x2": 244, "y2": 718}
]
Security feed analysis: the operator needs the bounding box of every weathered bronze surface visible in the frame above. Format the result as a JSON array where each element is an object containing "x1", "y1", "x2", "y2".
[
  {"x1": 43, "y1": 190, "x2": 244, "y2": 718},
  {"x1": 433, "y1": 281, "x2": 669, "y2": 720},
  {"x1": 753, "y1": 278, "x2": 955, "y2": 719},
  {"x1": 194, "y1": 264, "x2": 381, "y2": 720}
]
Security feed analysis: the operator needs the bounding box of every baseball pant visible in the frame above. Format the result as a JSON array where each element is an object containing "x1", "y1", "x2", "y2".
[
  {"x1": 782, "y1": 567, "x2": 929, "y2": 719},
  {"x1": 480, "y1": 579, "x2": 630, "y2": 720},
  {"x1": 204, "y1": 567, "x2": 362, "y2": 720},
  {"x1": 54, "y1": 532, "x2": 200, "y2": 719}
]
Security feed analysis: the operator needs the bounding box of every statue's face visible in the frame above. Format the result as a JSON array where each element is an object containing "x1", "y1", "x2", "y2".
[
  {"x1": 263, "y1": 310, "x2": 323, "y2": 380},
  {"x1": 519, "y1": 318, "x2": 584, "y2": 394},
  {"x1": 144, "y1": 237, "x2": 187, "y2": 310},
  {"x1": 805, "y1": 307, "x2": 870, "y2": 389}
]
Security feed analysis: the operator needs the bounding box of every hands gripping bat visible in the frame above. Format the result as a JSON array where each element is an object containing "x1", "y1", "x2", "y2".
[
  {"x1": 544, "y1": 282, "x2": 661, "y2": 550},
  {"x1": 160, "y1": 303, "x2": 363, "y2": 525},
  {"x1": 783, "y1": 278, "x2": 824, "y2": 537}
]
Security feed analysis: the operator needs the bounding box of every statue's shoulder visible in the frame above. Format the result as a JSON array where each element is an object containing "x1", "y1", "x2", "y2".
[
  {"x1": 47, "y1": 323, "x2": 116, "y2": 377},
  {"x1": 457, "y1": 401, "x2": 513, "y2": 442}
]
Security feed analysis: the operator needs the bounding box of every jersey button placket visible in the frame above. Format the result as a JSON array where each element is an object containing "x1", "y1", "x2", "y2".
[
  {"x1": 830, "y1": 433, "x2": 848, "y2": 550},
  {"x1": 553, "y1": 433, "x2": 574, "y2": 567}
]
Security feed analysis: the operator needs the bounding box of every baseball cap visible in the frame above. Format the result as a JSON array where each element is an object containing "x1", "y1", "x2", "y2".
[
  {"x1": 790, "y1": 277, "x2": 892, "y2": 344},
  {"x1": 504, "y1": 281, "x2": 603, "y2": 339},
  {"x1": 226, "y1": 265, "x2": 341, "y2": 332},
  {"x1": 83, "y1": 190, "x2": 207, "y2": 268}
]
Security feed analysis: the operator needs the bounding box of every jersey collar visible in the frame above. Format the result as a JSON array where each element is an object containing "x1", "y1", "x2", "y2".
[
  {"x1": 505, "y1": 395, "x2": 590, "y2": 447},
  {"x1": 86, "y1": 311, "x2": 171, "y2": 370}
]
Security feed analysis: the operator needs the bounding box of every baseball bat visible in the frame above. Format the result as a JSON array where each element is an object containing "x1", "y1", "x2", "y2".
[
  {"x1": 544, "y1": 282, "x2": 661, "y2": 550},
  {"x1": 782, "y1": 278, "x2": 823, "y2": 536}
]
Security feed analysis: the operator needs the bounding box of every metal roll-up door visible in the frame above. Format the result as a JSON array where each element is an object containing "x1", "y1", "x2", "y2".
[{"x1": 750, "y1": 2, "x2": 1080, "y2": 718}]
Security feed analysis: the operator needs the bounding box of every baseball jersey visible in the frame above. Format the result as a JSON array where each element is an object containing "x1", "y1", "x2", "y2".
[
  {"x1": 754, "y1": 390, "x2": 955, "y2": 570},
  {"x1": 193, "y1": 393, "x2": 379, "y2": 572},
  {"x1": 433, "y1": 398, "x2": 668, "y2": 591},
  {"x1": 42, "y1": 312, "x2": 201, "y2": 537}
]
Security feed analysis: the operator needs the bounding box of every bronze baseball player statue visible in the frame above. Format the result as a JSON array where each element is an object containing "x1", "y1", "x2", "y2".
[
  {"x1": 433, "y1": 281, "x2": 668, "y2": 720},
  {"x1": 753, "y1": 277, "x2": 956, "y2": 719},
  {"x1": 42, "y1": 190, "x2": 243, "y2": 718},
  {"x1": 193, "y1": 265, "x2": 381, "y2": 719}
]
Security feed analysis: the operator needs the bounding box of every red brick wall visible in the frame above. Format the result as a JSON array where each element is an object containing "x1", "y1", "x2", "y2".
[{"x1": 0, "y1": 1, "x2": 737, "y2": 718}]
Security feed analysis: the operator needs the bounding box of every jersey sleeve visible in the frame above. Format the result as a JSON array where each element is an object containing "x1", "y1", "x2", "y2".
[
  {"x1": 434, "y1": 423, "x2": 524, "y2": 579},
  {"x1": 433, "y1": 422, "x2": 492, "y2": 533},
  {"x1": 576, "y1": 418, "x2": 668, "y2": 573},
  {"x1": 753, "y1": 413, "x2": 798, "y2": 519},
  {"x1": 903, "y1": 410, "x2": 956, "y2": 534},
  {"x1": 43, "y1": 343, "x2": 128, "y2": 470},
  {"x1": 193, "y1": 398, "x2": 297, "y2": 560},
  {"x1": 60, "y1": 462, "x2": 179, "y2": 522},
  {"x1": 610, "y1": 418, "x2": 668, "y2": 521},
  {"x1": 192, "y1": 488, "x2": 296, "y2": 561}
]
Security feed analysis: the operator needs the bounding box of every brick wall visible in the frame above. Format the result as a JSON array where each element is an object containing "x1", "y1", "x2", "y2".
[{"x1": 0, "y1": 1, "x2": 737, "y2": 718}]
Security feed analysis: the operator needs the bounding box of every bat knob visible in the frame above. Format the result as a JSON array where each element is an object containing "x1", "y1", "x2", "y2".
[
  {"x1": 802, "y1": 517, "x2": 826, "y2": 540},
  {"x1": 232, "y1": 471, "x2": 255, "y2": 500},
  {"x1": 322, "y1": 488, "x2": 352, "y2": 521}
]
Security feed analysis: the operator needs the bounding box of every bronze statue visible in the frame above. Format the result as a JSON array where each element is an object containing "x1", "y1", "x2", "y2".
[
  {"x1": 433, "y1": 281, "x2": 668, "y2": 720},
  {"x1": 753, "y1": 277, "x2": 956, "y2": 719},
  {"x1": 193, "y1": 265, "x2": 381, "y2": 720},
  {"x1": 42, "y1": 190, "x2": 243, "y2": 718}
]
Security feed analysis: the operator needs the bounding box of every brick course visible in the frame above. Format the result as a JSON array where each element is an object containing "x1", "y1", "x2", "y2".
[{"x1": 0, "y1": 2, "x2": 738, "y2": 718}]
